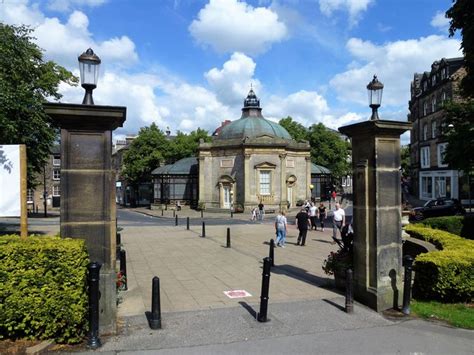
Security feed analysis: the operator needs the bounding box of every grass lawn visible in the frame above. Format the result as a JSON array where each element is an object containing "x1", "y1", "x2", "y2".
[{"x1": 411, "y1": 300, "x2": 474, "y2": 329}]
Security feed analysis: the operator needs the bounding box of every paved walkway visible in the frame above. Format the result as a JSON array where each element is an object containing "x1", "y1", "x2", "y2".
[{"x1": 119, "y1": 211, "x2": 340, "y2": 317}]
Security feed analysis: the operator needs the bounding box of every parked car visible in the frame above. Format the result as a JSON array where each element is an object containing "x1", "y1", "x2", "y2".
[{"x1": 409, "y1": 198, "x2": 466, "y2": 221}]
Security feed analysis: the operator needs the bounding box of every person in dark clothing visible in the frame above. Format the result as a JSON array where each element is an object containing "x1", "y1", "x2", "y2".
[
  {"x1": 295, "y1": 208, "x2": 311, "y2": 246},
  {"x1": 318, "y1": 203, "x2": 327, "y2": 231}
]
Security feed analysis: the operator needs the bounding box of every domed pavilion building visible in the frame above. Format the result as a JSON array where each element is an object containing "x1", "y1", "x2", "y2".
[{"x1": 198, "y1": 89, "x2": 311, "y2": 211}]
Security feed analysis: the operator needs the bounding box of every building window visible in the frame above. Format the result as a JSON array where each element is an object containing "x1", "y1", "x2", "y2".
[
  {"x1": 431, "y1": 97, "x2": 437, "y2": 112},
  {"x1": 423, "y1": 102, "x2": 428, "y2": 116},
  {"x1": 423, "y1": 124, "x2": 428, "y2": 141},
  {"x1": 421, "y1": 176, "x2": 432, "y2": 199},
  {"x1": 341, "y1": 175, "x2": 352, "y2": 187},
  {"x1": 53, "y1": 155, "x2": 61, "y2": 166},
  {"x1": 437, "y1": 143, "x2": 448, "y2": 167},
  {"x1": 52, "y1": 185, "x2": 60, "y2": 196},
  {"x1": 27, "y1": 189, "x2": 34, "y2": 202},
  {"x1": 441, "y1": 68, "x2": 446, "y2": 80},
  {"x1": 441, "y1": 91, "x2": 447, "y2": 103},
  {"x1": 259, "y1": 170, "x2": 271, "y2": 195},
  {"x1": 431, "y1": 75, "x2": 436, "y2": 86},
  {"x1": 431, "y1": 121, "x2": 437, "y2": 139},
  {"x1": 423, "y1": 81, "x2": 427, "y2": 91},
  {"x1": 421, "y1": 147, "x2": 430, "y2": 168},
  {"x1": 53, "y1": 168, "x2": 60, "y2": 180}
]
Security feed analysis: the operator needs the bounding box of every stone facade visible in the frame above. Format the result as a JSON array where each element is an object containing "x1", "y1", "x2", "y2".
[
  {"x1": 198, "y1": 90, "x2": 311, "y2": 211},
  {"x1": 409, "y1": 57, "x2": 466, "y2": 201}
]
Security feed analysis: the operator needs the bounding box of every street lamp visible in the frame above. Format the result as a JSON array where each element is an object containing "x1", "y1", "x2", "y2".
[
  {"x1": 367, "y1": 75, "x2": 384, "y2": 120},
  {"x1": 309, "y1": 184, "x2": 314, "y2": 201},
  {"x1": 78, "y1": 48, "x2": 101, "y2": 105}
]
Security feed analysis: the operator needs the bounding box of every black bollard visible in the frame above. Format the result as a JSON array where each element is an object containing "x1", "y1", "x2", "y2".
[
  {"x1": 116, "y1": 232, "x2": 121, "y2": 260},
  {"x1": 161, "y1": 209, "x2": 164, "y2": 216},
  {"x1": 87, "y1": 262, "x2": 102, "y2": 349},
  {"x1": 402, "y1": 255, "x2": 414, "y2": 315},
  {"x1": 187, "y1": 217, "x2": 190, "y2": 230},
  {"x1": 226, "y1": 227, "x2": 231, "y2": 248},
  {"x1": 345, "y1": 268, "x2": 354, "y2": 313},
  {"x1": 230, "y1": 210, "x2": 233, "y2": 218},
  {"x1": 201, "y1": 221, "x2": 206, "y2": 237},
  {"x1": 257, "y1": 257, "x2": 272, "y2": 322},
  {"x1": 120, "y1": 249, "x2": 128, "y2": 291},
  {"x1": 175, "y1": 215, "x2": 178, "y2": 226},
  {"x1": 201, "y1": 210, "x2": 203, "y2": 219},
  {"x1": 269, "y1": 239, "x2": 275, "y2": 267},
  {"x1": 146, "y1": 276, "x2": 162, "y2": 329},
  {"x1": 173, "y1": 209, "x2": 176, "y2": 218}
]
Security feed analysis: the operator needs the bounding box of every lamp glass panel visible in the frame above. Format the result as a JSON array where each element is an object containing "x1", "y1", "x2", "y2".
[
  {"x1": 369, "y1": 88, "x2": 383, "y2": 105},
  {"x1": 79, "y1": 60, "x2": 100, "y2": 85}
]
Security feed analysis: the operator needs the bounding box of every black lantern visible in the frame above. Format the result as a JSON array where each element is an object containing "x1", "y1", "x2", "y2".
[
  {"x1": 367, "y1": 75, "x2": 384, "y2": 120},
  {"x1": 78, "y1": 48, "x2": 101, "y2": 105}
]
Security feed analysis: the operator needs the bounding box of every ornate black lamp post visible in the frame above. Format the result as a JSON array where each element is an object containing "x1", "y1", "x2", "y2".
[
  {"x1": 78, "y1": 48, "x2": 101, "y2": 105},
  {"x1": 367, "y1": 75, "x2": 384, "y2": 120}
]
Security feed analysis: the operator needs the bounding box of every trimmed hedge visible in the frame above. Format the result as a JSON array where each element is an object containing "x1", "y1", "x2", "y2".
[
  {"x1": 404, "y1": 224, "x2": 474, "y2": 302},
  {"x1": 0, "y1": 235, "x2": 89, "y2": 343},
  {"x1": 421, "y1": 215, "x2": 474, "y2": 240}
]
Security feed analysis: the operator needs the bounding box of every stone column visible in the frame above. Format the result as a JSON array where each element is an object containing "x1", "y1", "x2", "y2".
[
  {"x1": 339, "y1": 120, "x2": 411, "y2": 312},
  {"x1": 279, "y1": 153, "x2": 287, "y2": 211},
  {"x1": 244, "y1": 152, "x2": 251, "y2": 210},
  {"x1": 198, "y1": 155, "x2": 206, "y2": 208},
  {"x1": 44, "y1": 102, "x2": 126, "y2": 333}
]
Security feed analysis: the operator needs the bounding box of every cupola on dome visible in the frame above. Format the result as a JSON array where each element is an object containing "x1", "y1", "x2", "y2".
[{"x1": 216, "y1": 89, "x2": 292, "y2": 140}]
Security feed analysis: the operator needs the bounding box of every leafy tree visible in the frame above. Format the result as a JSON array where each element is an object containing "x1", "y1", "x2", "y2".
[
  {"x1": 122, "y1": 123, "x2": 169, "y2": 185},
  {"x1": 0, "y1": 24, "x2": 77, "y2": 187},
  {"x1": 442, "y1": 101, "x2": 474, "y2": 175},
  {"x1": 167, "y1": 128, "x2": 211, "y2": 163},
  {"x1": 279, "y1": 116, "x2": 308, "y2": 141},
  {"x1": 447, "y1": 0, "x2": 474, "y2": 97},
  {"x1": 307, "y1": 123, "x2": 351, "y2": 182},
  {"x1": 401, "y1": 145, "x2": 411, "y2": 178}
]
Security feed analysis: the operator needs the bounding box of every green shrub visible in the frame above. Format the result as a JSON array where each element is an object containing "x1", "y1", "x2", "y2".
[
  {"x1": 0, "y1": 235, "x2": 89, "y2": 343},
  {"x1": 421, "y1": 216, "x2": 463, "y2": 236},
  {"x1": 404, "y1": 224, "x2": 474, "y2": 302}
]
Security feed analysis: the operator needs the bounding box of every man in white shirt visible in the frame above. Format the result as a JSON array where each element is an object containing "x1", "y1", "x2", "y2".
[
  {"x1": 309, "y1": 202, "x2": 318, "y2": 230},
  {"x1": 332, "y1": 202, "x2": 345, "y2": 244}
]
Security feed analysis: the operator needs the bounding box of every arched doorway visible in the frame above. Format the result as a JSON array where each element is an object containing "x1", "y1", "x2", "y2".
[{"x1": 218, "y1": 175, "x2": 235, "y2": 209}]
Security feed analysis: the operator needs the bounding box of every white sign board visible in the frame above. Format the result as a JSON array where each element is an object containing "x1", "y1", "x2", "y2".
[{"x1": 0, "y1": 145, "x2": 21, "y2": 217}]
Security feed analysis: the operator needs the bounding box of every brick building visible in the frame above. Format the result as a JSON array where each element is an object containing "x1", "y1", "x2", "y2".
[{"x1": 408, "y1": 57, "x2": 466, "y2": 201}]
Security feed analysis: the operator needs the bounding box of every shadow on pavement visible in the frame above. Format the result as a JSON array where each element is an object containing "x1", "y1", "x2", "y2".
[
  {"x1": 322, "y1": 298, "x2": 345, "y2": 312},
  {"x1": 238, "y1": 301, "x2": 257, "y2": 319},
  {"x1": 271, "y1": 264, "x2": 333, "y2": 289}
]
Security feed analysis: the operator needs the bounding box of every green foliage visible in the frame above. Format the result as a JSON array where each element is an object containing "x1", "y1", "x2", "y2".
[
  {"x1": 278, "y1": 117, "x2": 351, "y2": 182},
  {"x1": 400, "y1": 145, "x2": 411, "y2": 178},
  {"x1": 307, "y1": 123, "x2": 351, "y2": 182},
  {"x1": 279, "y1": 116, "x2": 308, "y2": 142},
  {"x1": 421, "y1": 216, "x2": 463, "y2": 237},
  {"x1": 404, "y1": 224, "x2": 474, "y2": 302},
  {"x1": 447, "y1": 0, "x2": 474, "y2": 97},
  {"x1": 122, "y1": 124, "x2": 211, "y2": 185},
  {"x1": 0, "y1": 24, "x2": 78, "y2": 187},
  {"x1": 122, "y1": 123, "x2": 168, "y2": 185},
  {"x1": 0, "y1": 235, "x2": 89, "y2": 343},
  {"x1": 322, "y1": 249, "x2": 352, "y2": 276},
  {"x1": 411, "y1": 300, "x2": 474, "y2": 329},
  {"x1": 442, "y1": 101, "x2": 474, "y2": 175}
]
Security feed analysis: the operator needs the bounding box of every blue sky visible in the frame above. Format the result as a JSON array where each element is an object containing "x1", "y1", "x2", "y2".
[{"x1": 1, "y1": 0, "x2": 462, "y2": 143}]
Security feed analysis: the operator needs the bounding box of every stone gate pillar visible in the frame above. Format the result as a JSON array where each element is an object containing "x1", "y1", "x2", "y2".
[
  {"x1": 339, "y1": 120, "x2": 411, "y2": 311},
  {"x1": 44, "y1": 102, "x2": 126, "y2": 333}
]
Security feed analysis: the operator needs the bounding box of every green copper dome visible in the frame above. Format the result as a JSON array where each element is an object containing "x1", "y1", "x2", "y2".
[{"x1": 216, "y1": 89, "x2": 292, "y2": 141}]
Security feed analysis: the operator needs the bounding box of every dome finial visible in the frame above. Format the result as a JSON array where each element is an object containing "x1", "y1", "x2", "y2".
[{"x1": 244, "y1": 86, "x2": 260, "y2": 108}]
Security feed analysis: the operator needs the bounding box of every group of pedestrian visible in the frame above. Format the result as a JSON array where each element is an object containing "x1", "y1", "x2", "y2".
[
  {"x1": 250, "y1": 201, "x2": 265, "y2": 221},
  {"x1": 274, "y1": 201, "x2": 346, "y2": 247}
]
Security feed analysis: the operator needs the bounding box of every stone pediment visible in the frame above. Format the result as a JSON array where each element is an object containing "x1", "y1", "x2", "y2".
[{"x1": 254, "y1": 162, "x2": 277, "y2": 169}]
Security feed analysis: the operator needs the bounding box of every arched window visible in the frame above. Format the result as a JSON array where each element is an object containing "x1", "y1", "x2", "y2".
[
  {"x1": 423, "y1": 101, "x2": 428, "y2": 116},
  {"x1": 423, "y1": 124, "x2": 428, "y2": 141},
  {"x1": 431, "y1": 97, "x2": 437, "y2": 112},
  {"x1": 431, "y1": 121, "x2": 437, "y2": 139}
]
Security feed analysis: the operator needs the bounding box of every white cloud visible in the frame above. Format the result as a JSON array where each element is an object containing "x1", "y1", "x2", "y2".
[
  {"x1": 430, "y1": 11, "x2": 449, "y2": 33},
  {"x1": 319, "y1": 0, "x2": 373, "y2": 26},
  {"x1": 205, "y1": 52, "x2": 260, "y2": 106},
  {"x1": 189, "y1": 0, "x2": 287, "y2": 55},
  {"x1": 330, "y1": 35, "x2": 462, "y2": 108},
  {"x1": 47, "y1": 0, "x2": 108, "y2": 12},
  {"x1": 265, "y1": 90, "x2": 329, "y2": 126}
]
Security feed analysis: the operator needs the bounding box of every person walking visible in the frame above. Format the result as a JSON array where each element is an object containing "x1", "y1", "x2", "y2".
[
  {"x1": 332, "y1": 202, "x2": 345, "y2": 244},
  {"x1": 309, "y1": 202, "x2": 318, "y2": 230},
  {"x1": 274, "y1": 211, "x2": 288, "y2": 247},
  {"x1": 250, "y1": 207, "x2": 257, "y2": 221},
  {"x1": 318, "y1": 202, "x2": 327, "y2": 231},
  {"x1": 296, "y1": 208, "x2": 311, "y2": 246}
]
